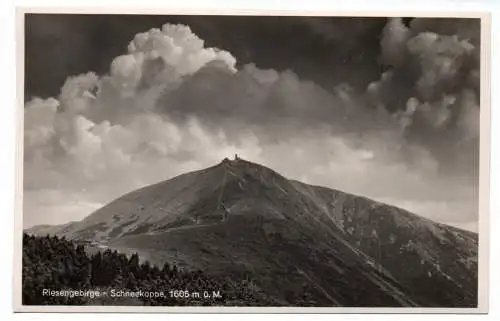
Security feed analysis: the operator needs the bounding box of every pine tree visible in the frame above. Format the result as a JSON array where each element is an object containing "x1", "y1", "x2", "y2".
[
  {"x1": 91, "y1": 252, "x2": 104, "y2": 286},
  {"x1": 22, "y1": 233, "x2": 274, "y2": 306}
]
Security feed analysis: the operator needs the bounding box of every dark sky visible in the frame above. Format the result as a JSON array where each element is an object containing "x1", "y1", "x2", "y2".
[{"x1": 24, "y1": 14, "x2": 409, "y2": 101}]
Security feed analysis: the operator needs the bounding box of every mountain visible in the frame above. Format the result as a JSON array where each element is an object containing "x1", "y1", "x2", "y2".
[{"x1": 25, "y1": 157, "x2": 478, "y2": 307}]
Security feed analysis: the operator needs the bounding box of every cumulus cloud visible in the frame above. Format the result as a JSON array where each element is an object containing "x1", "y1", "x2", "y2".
[
  {"x1": 24, "y1": 20, "x2": 480, "y2": 231},
  {"x1": 368, "y1": 18, "x2": 480, "y2": 178},
  {"x1": 380, "y1": 18, "x2": 412, "y2": 67}
]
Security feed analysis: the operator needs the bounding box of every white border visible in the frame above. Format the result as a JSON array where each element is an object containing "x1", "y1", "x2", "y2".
[{"x1": 12, "y1": 6, "x2": 492, "y2": 314}]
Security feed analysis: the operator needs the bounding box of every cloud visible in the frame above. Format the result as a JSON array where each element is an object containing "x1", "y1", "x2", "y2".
[
  {"x1": 24, "y1": 20, "x2": 480, "y2": 232},
  {"x1": 372, "y1": 18, "x2": 479, "y2": 105},
  {"x1": 380, "y1": 18, "x2": 412, "y2": 67},
  {"x1": 23, "y1": 189, "x2": 104, "y2": 228},
  {"x1": 409, "y1": 17, "x2": 480, "y2": 46},
  {"x1": 368, "y1": 18, "x2": 480, "y2": 177}
]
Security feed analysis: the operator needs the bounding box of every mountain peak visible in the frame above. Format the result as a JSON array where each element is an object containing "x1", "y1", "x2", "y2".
[
  {"x1": 220, "y1": 154, "x2": 251, "y2": 167},
  {"x1": 218, "y1": 156, "x2": 285, "y2": 182},
  {"x1": 25, "y1": 158, "x2": 478, "y2": 307}
]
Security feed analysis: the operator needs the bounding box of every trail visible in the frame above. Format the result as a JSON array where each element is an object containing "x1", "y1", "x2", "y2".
[
  {"x1": 216, "y1": 165, "x2": 228, "y2": 211},
  {"x1": 214, "y1": 164, "x2": 232, "y2": 222},
  {"x1": 296, "y1": 267, "x2": 341, "y2": 306}
]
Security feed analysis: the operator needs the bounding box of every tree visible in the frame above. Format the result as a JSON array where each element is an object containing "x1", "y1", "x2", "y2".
[{"x1": 22, "y1": 233, "x2": 274, "y2": 306}]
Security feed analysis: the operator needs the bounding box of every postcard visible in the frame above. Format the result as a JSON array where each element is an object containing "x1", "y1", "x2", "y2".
[{"x1": 13, "y1": 6, "x2": 491, "y2": 314}]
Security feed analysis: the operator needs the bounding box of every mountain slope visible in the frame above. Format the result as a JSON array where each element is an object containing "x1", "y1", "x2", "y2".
[{"x1": 26, "y1": 158, "x2": 478, "y2": 307}]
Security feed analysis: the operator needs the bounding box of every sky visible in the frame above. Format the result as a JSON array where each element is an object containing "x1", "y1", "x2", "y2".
[{"x1": 23, "y1": 14, "x2": 480, "y2": 231}]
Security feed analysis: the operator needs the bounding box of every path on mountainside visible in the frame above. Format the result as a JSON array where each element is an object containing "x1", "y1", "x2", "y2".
[
  {"x1": 217, "y1": 165, "x2": 228, "y2": 209},
  {"x1": 296, "y1": 267, "x2": 341, "y2": 306},
  {"x1": 217, "y1": 164, "x2": 229, "y2": 222},
  {"x1": 143, "y1": 161, "x2": 234, "y2": 236}
]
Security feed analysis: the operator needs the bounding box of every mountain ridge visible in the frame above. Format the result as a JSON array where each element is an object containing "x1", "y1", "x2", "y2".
[{"x1": 25, "y1": 157, "x2": 478, "y2": 307}]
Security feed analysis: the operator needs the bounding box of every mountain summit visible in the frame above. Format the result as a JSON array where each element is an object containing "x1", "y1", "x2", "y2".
[{"x1": 26, "y1": 157, "x2": 478, "y2": 307}]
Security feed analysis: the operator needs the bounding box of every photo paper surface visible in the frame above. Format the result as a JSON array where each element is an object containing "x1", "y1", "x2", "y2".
[{"x1": 14, "y1": 7, "x2": 491, "y2": 313}]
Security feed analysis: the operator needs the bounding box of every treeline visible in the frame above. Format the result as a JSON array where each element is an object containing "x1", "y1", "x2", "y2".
[{"x1": 22, "y1": 233, "x2": 274, "y2": 306}]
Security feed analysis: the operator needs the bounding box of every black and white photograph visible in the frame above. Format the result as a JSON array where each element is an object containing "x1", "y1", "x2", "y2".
[{"x1": 15, "y1": 8, "x2": 490, "y2": 312}]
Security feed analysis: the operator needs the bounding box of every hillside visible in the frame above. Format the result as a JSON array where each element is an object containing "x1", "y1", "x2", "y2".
[
  {"x1": 22, "y1": 233, "x2": 277, "y2": 306},
  {"x1": 26, "y1": 157, "x2": 478, "y2": 307}
]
